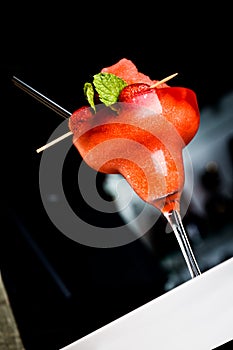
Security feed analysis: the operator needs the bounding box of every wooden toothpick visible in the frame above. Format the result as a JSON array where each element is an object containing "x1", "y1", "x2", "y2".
[
  {"x1": 150, "y1": 72, "x2": 178, "y2": 88},
  {"x1": 36, "y1": 131, "x2": 73, "y2": 153}
]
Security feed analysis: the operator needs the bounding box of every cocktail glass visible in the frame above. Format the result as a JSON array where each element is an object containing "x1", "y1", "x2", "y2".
[{"x1": 69, "y1": 101, "x2": 201, "y2": 278}]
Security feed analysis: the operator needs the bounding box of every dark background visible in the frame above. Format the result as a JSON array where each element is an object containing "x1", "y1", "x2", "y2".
[{"x1": 1, "y1": 4, "x2": 233, "y2": 350}]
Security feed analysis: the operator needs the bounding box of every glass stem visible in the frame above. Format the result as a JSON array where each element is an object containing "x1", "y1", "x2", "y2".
[{"x1": 165, "y1": 210, "x2": 201, "y2": 279}]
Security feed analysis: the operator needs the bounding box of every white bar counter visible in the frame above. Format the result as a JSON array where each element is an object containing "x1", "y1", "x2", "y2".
[{"x1": 60, "y1": 258, "x2": 233, "y2": 350}]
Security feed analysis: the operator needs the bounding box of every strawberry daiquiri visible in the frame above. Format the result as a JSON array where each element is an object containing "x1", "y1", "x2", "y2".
[
  {"x1": 69, "y1": 58, "x2": 200, "y2": 216},
  {"x1": 68, "y1": 58, "x2": 202, "y2": 278}
]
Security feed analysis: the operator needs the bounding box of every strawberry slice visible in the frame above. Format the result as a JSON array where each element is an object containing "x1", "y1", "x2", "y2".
[{"x1": 101, "y1": 58, "x2": 154, "y2": 85}]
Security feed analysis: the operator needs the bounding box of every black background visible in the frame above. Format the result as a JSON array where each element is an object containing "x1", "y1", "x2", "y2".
[{"x1": 1, "y1": 4, "x2": 233, "y2": 350}]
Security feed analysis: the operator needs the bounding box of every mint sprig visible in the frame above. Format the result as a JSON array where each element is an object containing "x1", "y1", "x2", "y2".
[
  {"x1": 93, "y1": 73, "x2": 127, "y2": 106},
  {"x1": 84, "y1": 82, "x2": 95, "y2": 110},
  {"x1": 84, "y1": 72, "x2": 127, "y2": 111}
]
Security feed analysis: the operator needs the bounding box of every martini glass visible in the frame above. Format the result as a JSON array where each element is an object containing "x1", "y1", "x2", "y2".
[{"x1": 12, "y1": 77, "x2": 201, "y2": 279}]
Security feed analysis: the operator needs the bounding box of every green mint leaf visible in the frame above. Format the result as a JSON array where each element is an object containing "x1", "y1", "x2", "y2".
[
  {"x1": 84, "y1": 82, "x2": 96, "y2": 111},
  {"x1": 93, "y1": 73, "x2": 127, "y2": 106}
]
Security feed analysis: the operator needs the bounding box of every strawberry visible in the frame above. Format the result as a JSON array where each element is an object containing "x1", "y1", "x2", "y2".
[
  {"x1": 118, "y1": 83, "x2": 163, "y2": 117},
  {"x1": 68, "y1": 105, "x2": 93, "y2": 134},
  {"x1": 118, "y1": 83, "x2": 150, "y2": 102}
]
